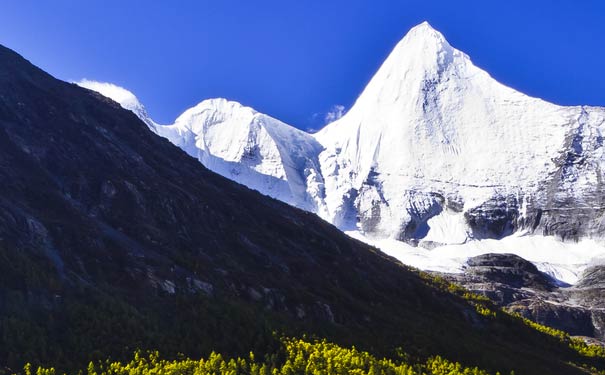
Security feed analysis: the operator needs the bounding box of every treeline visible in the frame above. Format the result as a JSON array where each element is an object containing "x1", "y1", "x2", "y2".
[{"x1": 27, "y1": 338, "x2": 499, "y2": 375}]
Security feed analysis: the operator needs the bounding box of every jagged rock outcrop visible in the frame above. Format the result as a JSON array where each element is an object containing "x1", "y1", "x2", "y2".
[{"x1": 443, "y1": 254, "x2": 605, "y2": 340}]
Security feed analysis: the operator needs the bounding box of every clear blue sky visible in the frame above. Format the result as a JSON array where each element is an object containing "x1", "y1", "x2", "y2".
[{"x1": 1, "y1": 1, "x2": 604, "y2": 129}]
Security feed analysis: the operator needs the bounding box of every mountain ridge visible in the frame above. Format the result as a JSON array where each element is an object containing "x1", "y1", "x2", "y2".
[{"x1": 77, "y1": 22, "x2": 605, "y2": 284}]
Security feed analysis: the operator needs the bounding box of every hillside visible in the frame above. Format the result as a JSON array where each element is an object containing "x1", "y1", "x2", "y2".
[{"x1": 0, "y1": 44, "x2": 603, "y2": 374}]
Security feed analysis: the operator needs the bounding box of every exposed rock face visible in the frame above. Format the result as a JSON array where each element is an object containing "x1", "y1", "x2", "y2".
[
  {"x1": 464, "y1": 196, "x2": 520, "y2": 240},
  {"x1": 465, "y1": 253, "x2": 556, "y2": 292},
  {"x1": 443, "y1": 254, "x2": 605, "y2": 340},
  {"x1": 576, "y1": 265, "x2": 605, "y2": 289}
]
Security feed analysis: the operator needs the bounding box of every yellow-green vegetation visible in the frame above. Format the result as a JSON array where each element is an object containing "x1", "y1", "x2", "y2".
[
  {"x1": 420, "y1": 271, "x2": 605, "y2": 363},
  {"x1": 570, "y1": 339, "x2": 605, "y2": 359},
  {"x1": 473, "y1": 304, "x2": 497, "y2": 318},
  {"x1": 3, "y1": 248, "x2": 604, "y2": 375},
  {"x1": 27, "y1": 338, "x2": 501, "y2": 375},
  {"x1": 511, "y1": 313, "x2": 605, "y2": 360},
  {"x1": 419, "y1": 272, "x2": 499, "y2": 318}
]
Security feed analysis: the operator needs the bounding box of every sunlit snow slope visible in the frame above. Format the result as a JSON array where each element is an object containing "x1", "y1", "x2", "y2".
[
  {"x1": 77, "y1": 22, "x2": 605, "y2": 284},
  {"x1": 316, "y1": 22, "x2": 605, "y2": 244},
  {"x1": 76, "y1": 82, "x2": 327, "y2": 214}
]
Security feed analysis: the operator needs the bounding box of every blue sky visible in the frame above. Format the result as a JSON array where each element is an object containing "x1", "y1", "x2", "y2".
[{"x1": 1, "y1": 1, "x2": 604, "y2": 129}]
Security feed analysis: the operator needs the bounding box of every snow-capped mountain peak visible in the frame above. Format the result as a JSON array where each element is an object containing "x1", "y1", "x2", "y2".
[
  {"x1": 396, "y1": 21, "x2": 453, "y2": 59},
  {"x1": 78, "y1": 22, "x2": 605, "y2": 285},
  {"x1": 74, "y1": 83, "x2": 328, "y2": 215},
  {"x1": 166, "y1": 98, "x2": 327, "y2": 214},
  {"x1": 363, "y1": 21, "x2": 458, "y2": 91},
  {"x1": 175, "y1": 98, "x2": 254, "y2": 123},
  {"x1": 316, "y1": 21, "x2": 605, "y2": 244}
]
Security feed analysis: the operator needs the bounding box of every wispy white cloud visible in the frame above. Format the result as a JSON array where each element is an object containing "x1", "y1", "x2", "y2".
[
  {"x1": 324, "y1": 104, "x2": 345, "y2": 124},
  {"x1": 75, "y1": 79, "x2": 142, "y2": 110},
  {"x1": 307, "y1": 104, "x2": 347, "y2": 133}
]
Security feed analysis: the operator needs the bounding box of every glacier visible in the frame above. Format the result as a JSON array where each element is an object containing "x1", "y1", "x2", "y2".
[{"x1": 77, "y1": 22, "x2": 605, "y2": 285}]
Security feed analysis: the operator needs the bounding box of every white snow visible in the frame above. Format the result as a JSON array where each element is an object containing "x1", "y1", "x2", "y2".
[
  {"x1": 315, "y1": 21, "x2": 605, "y2": 239},
  {"x1": 75, "y1": 81, "x2": 328, "y2": 214},
  {"x1": 77, "y1": 22, "x2": 605, "y2": 286},
  {"x1": 155, "y1": 98, "x2": 327, "y2": 214},
  {"x1": 420, "y1": 209, "x2": 469, "y2": 245},
  {"x1": 348, "y1": 230, "x2": 605, "y2": 285}
]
